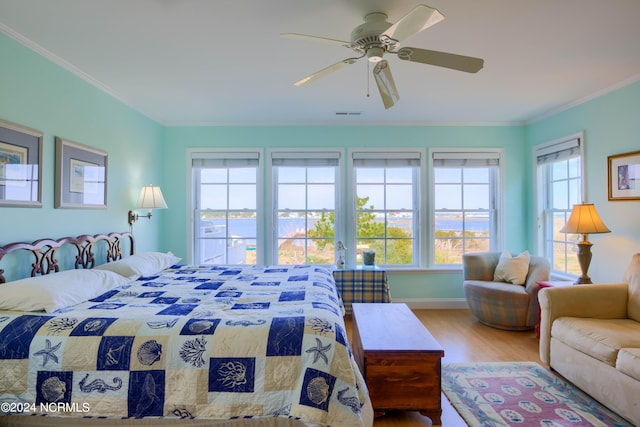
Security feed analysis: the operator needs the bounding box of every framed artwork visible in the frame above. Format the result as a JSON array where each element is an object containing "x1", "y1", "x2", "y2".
[
  {"x1": 0, "y1": 119, "x2": 43, "y2": 207},
  {"x1": 55, "y1": 137, "x2": 108, "y2": 209},
  {"x1": 608, "y1": 150, "x2": 640, "y2": 201}
]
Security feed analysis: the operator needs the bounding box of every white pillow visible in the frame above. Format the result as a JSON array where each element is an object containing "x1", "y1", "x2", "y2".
[
  {"x1": 95, "y1": 252, "x2": 181, "y2": 279},
  {"x1": 0, "y1": 269, "x2": 130, "y2": 313},
  {"x1": 494, "y1": 251, "x2": 530, "y2": 285}
]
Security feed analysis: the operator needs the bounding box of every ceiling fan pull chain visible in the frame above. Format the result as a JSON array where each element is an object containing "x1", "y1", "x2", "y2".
[{"x1": 366, "y1": 61, "x2": 370, "y2": 98}]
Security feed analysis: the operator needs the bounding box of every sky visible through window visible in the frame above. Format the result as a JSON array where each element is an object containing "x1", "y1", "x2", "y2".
[
  {"x1": 197, "y1": 166, "x2": 490, "y2": 227},
  {"x1": 194, "y1": 162, "x2": 493, "y2": 265}
]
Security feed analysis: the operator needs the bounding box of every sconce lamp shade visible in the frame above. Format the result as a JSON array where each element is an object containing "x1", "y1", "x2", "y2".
[
  {"x1": 560, "y1": 203, "x2": 610, "y2": 236},
  {"x1": 128, "y1": 185, "x2": 167, "y2": 226},
  {"x1": 560, "y1": 203, "x2": 610, "y2": 284},
  {"x1": 136, "y1": 185, "x2": 168, "y2": 210}
]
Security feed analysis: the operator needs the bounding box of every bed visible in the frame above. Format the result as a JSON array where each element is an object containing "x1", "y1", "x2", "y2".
[{"x1": 0, "y1": 232, "x2": 373, "y2": 427}]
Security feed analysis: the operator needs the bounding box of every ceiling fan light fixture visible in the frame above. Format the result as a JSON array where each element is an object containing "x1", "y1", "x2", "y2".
[{"x1": 366, "y1": 46, "x2": 385, "y2": 62}]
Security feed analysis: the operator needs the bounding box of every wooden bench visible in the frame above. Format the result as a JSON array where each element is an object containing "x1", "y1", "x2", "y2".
[{"x1": 351, "y1": 303, "x2": 445, "y2": 424}]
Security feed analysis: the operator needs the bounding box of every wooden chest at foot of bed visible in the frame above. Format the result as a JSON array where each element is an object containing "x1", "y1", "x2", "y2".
[{"x1": 351, "y1": 303, "x2": 445, "y2": 424}]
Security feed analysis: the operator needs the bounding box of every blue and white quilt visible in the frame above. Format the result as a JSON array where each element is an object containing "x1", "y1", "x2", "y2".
[{"x1": 0, "y1": 265, "x2": 370, "y2": 426}]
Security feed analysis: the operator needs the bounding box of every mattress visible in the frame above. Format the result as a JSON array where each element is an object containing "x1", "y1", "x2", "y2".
[{"x1": 0, "y1": 264, "x2": 372, "y2": 426}]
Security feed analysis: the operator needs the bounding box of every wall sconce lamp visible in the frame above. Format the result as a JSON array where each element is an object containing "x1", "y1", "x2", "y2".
[
  {"x1": 128, "y1": 185, "x2": 168, "y2": 226},
  {"x1": 560, "y1": 202, "x2": 611, "y2": 284}
]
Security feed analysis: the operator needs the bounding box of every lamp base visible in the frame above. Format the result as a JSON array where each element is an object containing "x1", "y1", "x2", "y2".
[{"x1": 575, "y1": 241, "x2": 593, "y2": 285}]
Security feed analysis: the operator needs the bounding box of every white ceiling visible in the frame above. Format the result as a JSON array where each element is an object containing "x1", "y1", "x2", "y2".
[{"x1": 1, "y1": 0, "x2": 640, "y2": 126}]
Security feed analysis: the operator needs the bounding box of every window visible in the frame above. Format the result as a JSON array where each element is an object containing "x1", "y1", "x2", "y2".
[
  {"x1": 190, "y1": 151, "x2": 261, "y2": 265},
  {"x1": 431, "y1": 150, "x2": 502, "y2": 265},
  {"x1": 187, "y1": 147, "x2": 506, "y2": 270},
  {"x1": 351, "y1": 151, "x2": 424, "y2": 268},
  {"x1": 535, "y1": 134, "x2": 584, "y2": 276},
  {"x1": 271, "y1": 151, "x2": 340, "y2": 265}
]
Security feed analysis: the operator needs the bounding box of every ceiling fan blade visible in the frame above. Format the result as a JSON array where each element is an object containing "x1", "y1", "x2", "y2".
[
  {"x1": 373, "y1": 60, "x2": 400, "y2": 109},
  {"x1": 281, "y1": 33, "x2": 352, "y2": 49},
  {"x1": 396, "y1": 47, "x2": 484, "y2": 73},
  {"x1": 294, "y1": 57, "x2": 360, "y2": 86},
  {"x1": 380, "y1": 4, "x2": 444, "y2": 45}
]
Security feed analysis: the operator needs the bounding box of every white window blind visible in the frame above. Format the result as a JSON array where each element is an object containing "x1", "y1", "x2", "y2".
[
  {"x1": 536, "y1": 138, "x2": 581, "y2": 165},
  {"x1": 271, "y1": 151, "x2": 340, "y2": 167},
  {"x1": 352, "y1": 151, "x2": 421, "y2": 167},
  {"x1": 192, "y1": 152, "x2": 260, "y2": 168},
  {"x1": 432, "y1": 151, "x2": 500, "y2": 167}
]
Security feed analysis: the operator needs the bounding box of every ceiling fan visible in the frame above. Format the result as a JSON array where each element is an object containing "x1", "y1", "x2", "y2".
[{"x1": 282, "y1": 4, "x2": 484, "y2": 109}]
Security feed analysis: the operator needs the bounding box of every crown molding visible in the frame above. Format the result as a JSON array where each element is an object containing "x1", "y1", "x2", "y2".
[{"x1": 526, "y1": 73, "x2": 640, "y2": 125}]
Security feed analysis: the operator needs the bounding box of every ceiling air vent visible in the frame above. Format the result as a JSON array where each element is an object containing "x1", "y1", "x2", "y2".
[{"x1": 335, "y1": 111, "x2": 362, "y2": 116}]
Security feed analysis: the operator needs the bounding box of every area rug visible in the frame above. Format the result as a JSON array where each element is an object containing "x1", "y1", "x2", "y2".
[{"x1": 442, "y1": 362, "x2": 633, "y2": 427}]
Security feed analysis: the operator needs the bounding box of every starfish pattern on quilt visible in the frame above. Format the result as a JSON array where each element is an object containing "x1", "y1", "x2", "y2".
[
  {"x1": 34, "y1": 339, "x2": 62, "y2": 367},
  {"x1": 305, "y1": 338, "x2": 331, "y2": 364}
]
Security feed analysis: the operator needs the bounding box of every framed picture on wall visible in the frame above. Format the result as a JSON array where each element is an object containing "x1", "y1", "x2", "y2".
[
  {"x1": 0, "y1": 119, "x2": 43, "y2": 207},
  {"x1": 608, "y1": 150, "x2": 640, "y2": 201},
  {"x1": 55, "y1": 137, "x2": 108, "y2": 209}
]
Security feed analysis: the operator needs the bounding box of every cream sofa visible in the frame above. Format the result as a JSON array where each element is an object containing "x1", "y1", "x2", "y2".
[{"x1": 538, "y1": 253, "x2": 640, "y2": 426}]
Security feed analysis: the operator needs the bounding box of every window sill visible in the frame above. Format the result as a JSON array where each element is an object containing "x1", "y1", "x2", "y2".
[
  {"x1": 550, "y1": 272, "x2": 579, "y2": 282},
  {"x1": 321, "y1": 264, "x2": 464, "y2": 274},
  {"x1": 374, "y1": 267, "x2": 463, "y2": 274}
]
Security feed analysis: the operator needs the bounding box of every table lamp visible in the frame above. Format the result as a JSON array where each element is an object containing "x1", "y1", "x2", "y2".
[{"x1": 560, "y1": 203, "x2": 610, "y2": 284}]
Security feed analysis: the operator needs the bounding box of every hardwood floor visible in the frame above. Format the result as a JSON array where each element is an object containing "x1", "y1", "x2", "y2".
[{"x1": 344, "y1": 308, "x2": 543, "y2": 427}]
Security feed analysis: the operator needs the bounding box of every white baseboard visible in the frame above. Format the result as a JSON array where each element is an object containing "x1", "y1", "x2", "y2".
[{"x1": 391, "y1": 298, "x2": 469, "y2": 310}]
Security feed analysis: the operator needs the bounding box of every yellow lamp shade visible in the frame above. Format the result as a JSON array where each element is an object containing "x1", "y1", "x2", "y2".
[{"x1": 560, "y1": 203, "x2": 610, "y2": 235}]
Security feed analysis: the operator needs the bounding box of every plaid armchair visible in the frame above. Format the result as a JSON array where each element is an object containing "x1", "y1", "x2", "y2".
[{"x1": 463, "y1": 252, "x2": 550, "y2": 331}]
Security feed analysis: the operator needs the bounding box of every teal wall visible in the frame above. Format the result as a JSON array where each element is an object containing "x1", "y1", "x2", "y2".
[
  {"x1": 526, "y1": 81, "x2": 640, "y2": 283},
  {"x1": 0, "y1": 33, "x2": 165, "y2": 253},
  {"x1": 2, "y1": 31, "x2": 638, "y2": 300}
]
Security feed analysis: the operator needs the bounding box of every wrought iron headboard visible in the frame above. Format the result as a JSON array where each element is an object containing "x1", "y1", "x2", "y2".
[{"x1": 0, "y1": 231, "x2": 135, "y2": 283}]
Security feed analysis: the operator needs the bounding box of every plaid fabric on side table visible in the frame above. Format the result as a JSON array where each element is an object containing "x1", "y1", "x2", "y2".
[{"x1": 332, "y1": 267, "x2": 391, "y2": 315}]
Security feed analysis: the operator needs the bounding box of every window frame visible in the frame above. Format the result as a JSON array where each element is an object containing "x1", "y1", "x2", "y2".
[
  {"x1": 534, "y1": 132, "x2": 585, "y2": 279},
  {"x1": 428, "y1": 148, "x2": 504, "y2": 267},
  {"x1": 267, "y1": 149, "x2": 343, "y2": 266},
  {"x1": 187, "y1": 148, "x2": 264, "y2": 265},
  {"x1": 347, "y1": 149, "x2": 426, "y2": 270},
  {"x1": 186, "y1": 147, "x2": 509, "y2": 271}
]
